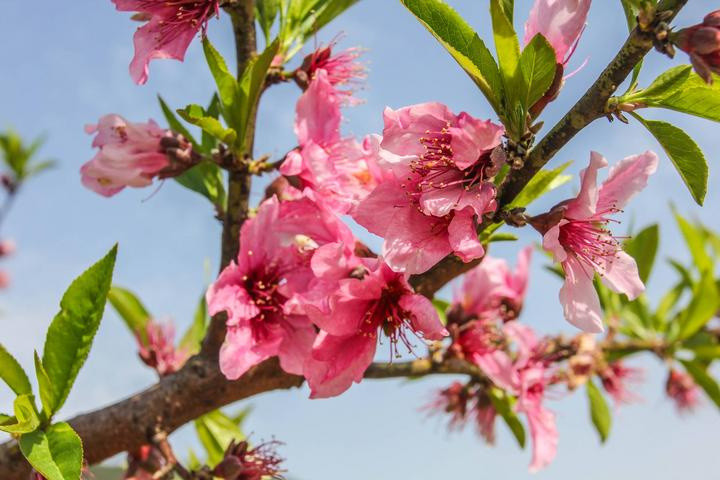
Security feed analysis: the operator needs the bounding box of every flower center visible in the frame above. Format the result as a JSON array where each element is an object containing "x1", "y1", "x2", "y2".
[
  {"x1": 357, "y1": 281, "x2": 419, "y2": 358},
  {"x1": 243, "y1": 268, "x2": 287, "y2": 323},
  {"x1": 139, "y1": 1, "x2": 218, "y2": 47},
  {"x1": 558, "y1": 209, "x2": 624, "y2": 274}
]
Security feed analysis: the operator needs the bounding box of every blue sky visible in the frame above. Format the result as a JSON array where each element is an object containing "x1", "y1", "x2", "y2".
[{"x1": 1, "y1": 1, "x2": 719, "y2": 478}]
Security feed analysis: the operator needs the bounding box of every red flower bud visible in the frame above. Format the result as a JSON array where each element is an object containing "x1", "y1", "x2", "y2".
[{"x1": 675, "y1": 10, "x2": 720, "y2": 83}]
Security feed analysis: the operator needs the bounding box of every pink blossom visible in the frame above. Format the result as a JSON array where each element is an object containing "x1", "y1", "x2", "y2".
[
  {"x1": 530, "y1": 151, "x2": 658, "y2": 333},
  {"x1": 281, "y1": 70, "x2": 382, "y2": 214},
  {"x1": 303, "y1": 259, "x2": 448, "y2": 398},
  {"x1": 600, "y1": 361, "x2": 643, "y2": 405},
  {"x1": 81, "y1": 114, "x2": 178, "y2": 196},
  {"x1": 137, "y1": 319, "x2": 189, "y2": 376},
  {"x1": 354, "y1": 102, "x2": 503, "y2": 274},
  {"x1": 475, "y1": 401, "x2": 498, "y2": 445},
  {"x1": 454, "y1": 246, "x2": 532, "y2": 322},
  {"x1": 524, "y1": 0, "x2": 591, "y2": 64},
  {"x1": 212, "y1": 440, "x2": 285, "y2": 480},
  {"x1": 112, "y1": 0, "x2": 220, "y2": 84},
  {"x1": 424, "y1": 382, "x2": 471, "y2": 431},
  {"x1": 675, "y1": 10, "x2": 720, "y2": 83},
  {"x1": 666, "y1": 368, "x2": 701, "y2": 413},
  {"x1": 300, "y1": 39, "x2": 366, "y2": 104},
  {"x1": 207, "y1": 194, "x2": 355, "y2": 380}
]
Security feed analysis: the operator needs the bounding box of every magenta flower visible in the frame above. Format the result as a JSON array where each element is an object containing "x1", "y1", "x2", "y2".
[
  {"x1": 81, "y1": 114, "x2": 182, "y2": 196},
  {"x1": 303, "y1": 259, "x2": 448, "y2": 398},
  {"x1": 454, "y1": 246, "x2": 532, "y2": 322},
  {"x1": 112, "y1": 0, "x2": 220, "y2": 84},
  {"x1": 300, "y1": 39, "x2": 366, "y2": 104},
  {"x1": 137, "y1": 319, "x2": 189, "y2": 376},
  {"x1": 530, "y1": 151, "x2": 658, "y2": 333},
  {"x1": 207, "y1": 194, "x2": 356, "y2": 380},
  {"x1": 675, "y1": 10, "x2": 720, "y2": 83},
  {"x1": 600, "y1": 361, "x2": 643, "y2": 405},
  {"x1": 354, "y1": 102, "x2": 503, "y2": 274},
  {"x1": 666, "y1": 368, "x2": 701, "y2": 413},
  {"x1": 424, "y1": 382, "x2": 472, "y2": 431},
  {"x1": 524, "y1": 0, "x2": 591, "y2": 64},
  {"x1": 212, "y1": 440, "x2": 285, "y2": 480},
  {"x1": 280, "y1": 70, "x2": 382, "y2": 214}
]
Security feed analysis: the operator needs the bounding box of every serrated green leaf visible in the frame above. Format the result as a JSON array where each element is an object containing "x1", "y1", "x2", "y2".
[
  {"x1": 195, "y1": 410, "x2": 245, "y2": 467},
  {"x1": 19, "y1": 422, "x2": 83, "y2": 480},
  {"x1": 177, "y1": 104, "x2": 238, "y2": 146},
  {"x1": 0, "y1": 343, "x2": 32, "y2": 396},
  {"x1": 488, "y1": 388, "x2": 525, "y2": 448},
  {"x1": 519, "y1": 34, "x2": 557, "y2": 110},
  {"x1": 40, "y1": 246, "x2": 117, "y2": 417},
  {"x1": 157, "y1": 95, "x2": 199, "y2": 149},
  {"x1": 108, "y1": 286, "x2": 151, "y2": 346},
  {"x1": 623, "y1": 224, "x2": 659, "y2": 284},
  {"x1": 680, "y1": 360, "x2": 720, "y2": 409},
  {"x1": 633, "y1": 114, "x2": 708, "y2": 206},
  {"x1": 179, "y1": 294, "x2": 209, "y2": 356},
  {"x1": 0, "y1": 395, "x2": 40, "y2": 434},
  {"x1": 400, "y1": 0, "x2": 503, "y2": 115},
  {"x1": 586, "y1": 380, "x2": 611, "y2": 443},
  {"x1": 509, "y1": 160, "x2": 572, "y2": 208},
  {"x1": 675, "y1": 270, "x2": 719, "y2": 341}
]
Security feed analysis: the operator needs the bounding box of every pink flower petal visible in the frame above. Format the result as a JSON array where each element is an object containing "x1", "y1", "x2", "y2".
[
  {"x1": 398, "y1": 294, "x2": 448, "y2": 341},
  {"x1": 524, "y1": 0, "x2": 591, "y2": 64},
  {"x1": 305, "y1": 332, "x2": 376, "y2": 398},
  {"x1": 559, "y1": 256, "x2": 604, "y2": 332},
  {"x1": 597, "y1": 151, "x2": 659, "y2": 213},
  {"x1": 219, "y1": 324, "x2": 283, "y2": 380},
  {"x1": 447, "y1": 208, "x2": 485, "y2": 263},
  {"x1": 565, "y1": 151, "x2": 607, "y2": 220},
  {"x1": 598, "y1": 250, "x2": 645, "y2": 300}
]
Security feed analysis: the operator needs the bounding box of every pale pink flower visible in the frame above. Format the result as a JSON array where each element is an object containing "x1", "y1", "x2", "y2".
[
  {"x1": 530, "y1": 151, "x2": 658, "y2": 333},
  {"x1": 112, "y1": 0, "x2": 220, "y2": 84},
  {"x1": 524, "y1": 0, "x2": 591, "y2": 64},
  {"x1": 81, "y1": 114, "x2": 178, "y2": 196},
  {"x1": 303, "y1": 259, "x2": 448, "y2": 398},
  {"x1": 300, "y1": 39, "x2": 366, "y2": 104},
  {"x1": 600, "y1": 361, "x2": 643, "y2": 405},
  {"x1": 454, "y1": 246, "x2": 532, "y2": 322},
  {"x1": 666, "y1": 368, "x2": 701, "y2": 412},
  {"x1": 207, "y1": 194, "x2": 355, "y2": 380},
  {"x1": 354, "y1": 102, "x2": 503, "y2": 274},
  {"x1": 281, "y1": 70, "x2": 382, "y2": 214},
  {"x1": 137, "y1": 319, "x2": 189, "y2": 376}
]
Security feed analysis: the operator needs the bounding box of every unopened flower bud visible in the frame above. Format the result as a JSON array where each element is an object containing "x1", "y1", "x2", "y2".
[{"x1": 674, "y1": 10, "x2": 720, "y2": 84}]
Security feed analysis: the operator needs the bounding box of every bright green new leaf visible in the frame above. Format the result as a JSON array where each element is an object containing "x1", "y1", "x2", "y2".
[
  {"x1": 633, "y1": 114, "x2": 708, "y2": 206},
  {"x1": 490, "y1": 0, "x2": 521, "y2": 132},
  {"x1": 680, "y1": 360, "x2": 720, "y2": 409},
  {"x1": 256, "y1": 0, "x2": 281, "y2": 42},
  {"x1": 432, "y1": 298, "x2": 450, "y2": 325},
  {"x1": 509, "y1": 160, "x2": 572, "y2": 208},
  {"x1": 195, "y1": 409, "x2": 246, "y2": 466},
  {"x1": 626, "y1": 66, "x2": 691, "y2": 102},
  {"x1": 488, "y1": 388, "x2": 525, "y2": 448},
  {"x1": 518, "y1": 34, "x2": 557, "y2": 111},
  {"x1": 586, "y1": 380, "x2": 611, "y2": 443},
  {"x1": 623, "y1": 224, "x2": 659, "y2": 284},
  {"x1": 179, "y1": 294, "x2": 210, "y2": 356},
  {"x1": 0, "y1": 343, "x2": 32, "y2": 396},
  {"x1": 19, "y1": 422, "x2": 83, "y2": 480},
  {"x1": 108, "y1": 286, "x2": 151, "y2": 345},
  {"x1": 202, "y1": 38, "x2": 240, "y2": 128},
  {"x1": 34, "y1": 351, "x2": 54, "y2": 420},
  {"x1": 0, "y1": 395, "x2": 40, "y2": 434},
  {"x1": 236, "y1": 40, "x2": 280, "y2": 148},
  {"x1": 40, "y1": 246, "x2": 117, "y2": 417},
  {"x1": 177, "y1": 104, "x2": 238, "y2": 146},
  {"x1": 675, "y1": 270, "x2": 720, "y2": 341},
  {"x1": 400, "y1": 0, "x2": 503, "y2": 114},
  {"x1": 202, "y1": 94, "x2": 223, "y2": 153},
  {"x1": 673, "y1": 210, "x2": 713, "y2": 272},
  {"x1": 488, "y1": 232, "x2": 519, "y2": 242},
  {"x1": 157, "y1": 95, "x2": 199, "y2": 149},
  {"x1": 174, "y1": 161, "x2": 227, "y2": 212},
  {"x1": 645, "y1": 70, "x2": 720, "y2": 123}
]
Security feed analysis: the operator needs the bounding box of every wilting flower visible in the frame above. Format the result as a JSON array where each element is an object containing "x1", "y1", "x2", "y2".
[
  {"x1": 600, "y1": 361, "x2": 643, "y2": 405},
  {"x1": 424, "y1": 382, "x2": 472, "y2": 431},
  {"x1": 524, "y1": 0, "x2": 592, "y2": 64},
  {"x1": 280, "y1": 70, "x2": 382, "y2": 214},
  {"x1": 302, "y1": 259, "x2": 448, "y2": 398},
  {"x1": 207, "y1": 194, "x2": 356, "y2": 380},
  {"x1": 81, "y1": 114, "x2": 192, "y2": 197},
  {"x1": 298, "y1": 39, "x2": 366, "y2": 104},
  {"x1": 453, "y1": 246, "x2": 532, "y2": 322},
  {"x1": 529, "y1": 151, "x2": 658, "y2": 333},
  {"x1": 674, "y1": 10, "x2": 720, "y2": 84},
  {"x1": 137, "y1": 319, "x2": 189, "y2": 376},
  {"x1": 666, "y1": 368, "x2": 701, "y2": 412},
  {"x1": 112, "y1": 0, "x2": 220, "y2": 84},
  {"x1": 354, "y1": 102, "x2": 503, "y2": 274},
  {"x1": 212, "y1": 440, "x2": 285, "y2": 480}
]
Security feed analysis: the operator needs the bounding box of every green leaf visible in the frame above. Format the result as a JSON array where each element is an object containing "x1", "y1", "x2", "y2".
[
  {"x1": 632, "y1": 114, "x2": 708, "y2": 206},
  {"x1": 680, "y1": 360, "x2": 720, "y2": 409},
  {"x1": 195, "y1": 410, "x2": 245, "y2": 467},
  {"x1": 34, "y1": 351, "x2": 54, "y2": 420},
  {"x1": 623, "y1": 224, "x2": 659, "y2": 284},
  {"x1": 518, "y1": 34, "x2": 557, "y2": 110},
  {"x1": 675, "y1": 270, "x2": 720, "y2": 341},
  {"x1": 673, "y1": 210, "x2": 713, "y2": 272},
  {"x1": 108, "y1": 286, "x2": 151, "y2": 346},
  {"x1": 509, "y1": 160, "x2": 572, "y2": 208},
  {"x1": 645, "y1": 70, "x2": 720, "y2": 122},
  {"x1": 687, "y1": 344, "x2": 720, "y2": 360},
  {"x1": 19, "y1": 423, "x2": 83, "y2": 480},
  {"x1": 0, "y1": 343, "x2": 32, "y2": 396},
  {"x1": 432, "y1": 298, "x2": 449, "y2": 325},
  {"x1": 488, "y1": 388, "x2": 525, "y2": 448},
  {"x1": 487, "y1": 232, "x2": 518, "y2": 242},
  {"x1": 157, "y1": 95, "x2": 199, "y2": 149},
  {"x1": 256, "y1": 0, "x2": 280, "y2": 42},
  {"x1": 178, "y1": 294, "x2": 209, "y2": 356},
  {"x1": 490, "y1": 0, "x2": 521, "y2": 132},
  {"x1": 586, "y1": 380, "x2": 611, "y2": 443},
  {"x1": 40, "y1": 246, "x2": 117, "y2": 417},
  {"x1": 626, "y1": 66, "x2": 692, "y2": 102},
  {"x1": 177, "y1": 104, "x2": 237, "y2": 146},
  {"x1": 0, "y1": 395, "x2": 40, "y2": 434},
  {"x1": 400, "y1": 0, "x2": 503, "y2": 115},
  {"x1": 202, "y1": 38, "x2": 240, "y2": 129},
  {"x1": 174, "y1": 161, "x2": 227, "y2": 211},
  {"x1": 202, "y1": 94, "x2": 223, "y2": 153},
  {"x1": 499, "y1": 0, "x2": 513, "y2": 21}
]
